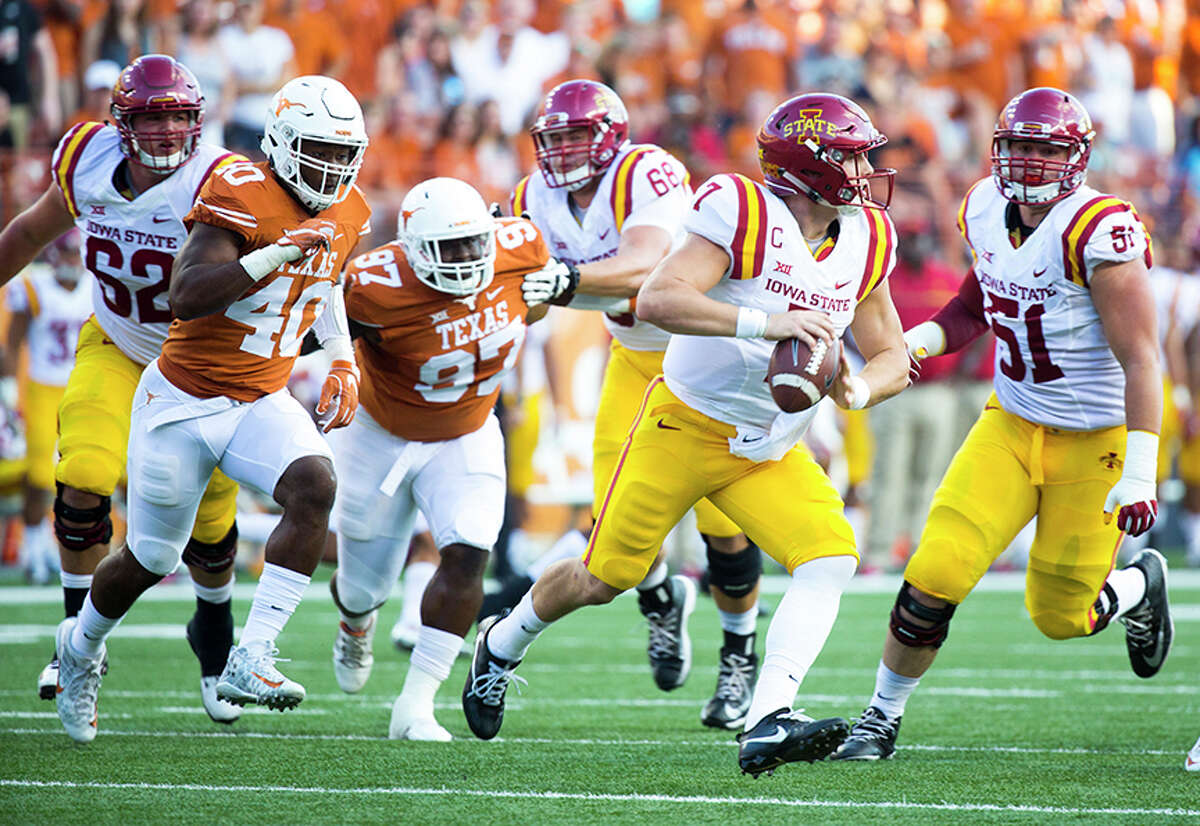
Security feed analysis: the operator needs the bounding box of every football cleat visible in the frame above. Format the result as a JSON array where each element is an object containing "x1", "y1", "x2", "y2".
[
  {"x1": 199, "y1": 675, "x2": 243, "y2": 724},
  {"x1": 462, "y1": 611, "x2": 526, "y2": 740},
  {"x1": 701, "y1": 647, "x2": 758, "y2": 730},
  {"x1": 831, "y1": 706, "x2": 901, "y2": 761},
  {"x1": 1186, "y1": 735, "x2": 1200, "y2": 772},
  {"x1": 216, "y1": 643, "x2": 306, "y2": 710},
  {"x1": 1120, "y1": 549, "x2": 1173, "y2": 678},
  {"x1": 54, "y1": 618, "x2": 104, "y2": 744},
  {"x1": 737, "y1": 707, "x2": 849, "y2": 777},
  {"x1": 639, "y1": 574, "x2": 697, "y2": 691},
  {"x1": 38, "y1": 657, "x2": 59, "y2": 701},
  {"x1": 390, "y1": 617, "x2": 420, "y2": 652},
  {"x1": 389, "y1": 696, "x2": 452, "y2": 742},
  {"x1": 333, "y1": 612, "x2": 377, "y2": 694}
]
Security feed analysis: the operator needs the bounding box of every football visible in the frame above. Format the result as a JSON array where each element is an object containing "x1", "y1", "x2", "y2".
[{"x1": 767, "y1": 336, "x2": 841, "y2": 413}]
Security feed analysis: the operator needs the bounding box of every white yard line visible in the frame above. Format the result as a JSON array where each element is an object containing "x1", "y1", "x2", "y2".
[{"x1": 0, "y1": 779, "x2": 1195, "y2": 817}]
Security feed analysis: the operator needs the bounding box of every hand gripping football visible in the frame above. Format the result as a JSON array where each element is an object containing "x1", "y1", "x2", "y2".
[{"x1": 767, "y1": 336, "x2": 840, "y2": 413}]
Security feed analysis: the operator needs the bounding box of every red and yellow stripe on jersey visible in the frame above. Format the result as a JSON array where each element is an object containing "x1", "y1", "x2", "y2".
[
  {"x1": 20, "y1": 276, "x2": 39, "y2": 318},
  {"x1": 1060, "y1": 196, "x2": 1154, "y2": 288},
  {"x1": 54, "y1": 121, "x2": 105, "y2": 218},
  {"x1": 955, "y1": 180, "x2": 987, "y2": 264},
  {"x1": 510, "y1": 174, "x2": 531, "y2": 217},
  {"x1": 609, "y1": 146, "x2": 655, "y2": 233},
  {"x1": 727, "y1": 174, "x2": 769, "y2": 280},
  {"x1": 193, "y1": 152, "x2": 248, "y2": 203},
  {"x1": 856, "y1": 206, "x2": 894, "y2": 302}
]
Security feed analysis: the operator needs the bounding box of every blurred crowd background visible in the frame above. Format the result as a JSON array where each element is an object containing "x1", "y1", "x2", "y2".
[{"x1": 4, "y1": 0, "x2": 1200, "y2": 576}]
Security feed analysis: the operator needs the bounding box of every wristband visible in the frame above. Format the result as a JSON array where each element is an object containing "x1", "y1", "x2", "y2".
[
  {"x1": 1123, "y1": 429, "x2": 1158, "y2": 482},
  {"x1": 238, "y1": 244, "x2": 297, "y2": 282},
  {"x1": 848, "y1": 374, "x2": 871, "y2": 410},
  {"x1": 735, "y1": 307, "x2": 769, "y2": 338},
  {"x1": 321, "y1": 335, "x2": 354, "y2": 363}
]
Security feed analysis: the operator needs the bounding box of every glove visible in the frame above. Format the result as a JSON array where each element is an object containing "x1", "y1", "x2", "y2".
[
  {"x1": 902, "y1": 321, "x2": 946, "y2": 382},
  {"x1": 1103, "y1": 430, "x2": 1158, "y2": 537},
  {"x1": 279, "y1": 218, "x2": 336, "y2": 262},
  {"x1": 315, "y1": 359, "x2": 360, "y2": 433},
  {"x1": 522, "y1": 258, "x2": 580, "y2": 306}
]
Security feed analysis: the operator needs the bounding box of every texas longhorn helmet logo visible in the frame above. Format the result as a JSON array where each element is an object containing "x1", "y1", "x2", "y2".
[
  {"x1": 400, "y1": 206, "x2": 424, "y2": 230},
  {"x1": 275, "y1": 97, "x2": 308, "y2": 116}
]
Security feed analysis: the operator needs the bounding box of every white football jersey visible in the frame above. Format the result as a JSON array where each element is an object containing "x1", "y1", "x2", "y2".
[
  {"x1": 5, "y1": 265, "x2": 93, "y2": 386},
  {"x1": 1149, "y1": 266, "x2": 1200, "y2": 361},
  {"x1": 664, "y1": 173, "x2": 896, "y2": 438},
  {"x1": 513, "y1": 142, "x2": 691, "y2": 351},
  {"x1": 50, "y1": 122, "x2": 244, "y2": 366},
  {"x1": 958, "y1": 178, "x2": 1152, "y2": 430}
]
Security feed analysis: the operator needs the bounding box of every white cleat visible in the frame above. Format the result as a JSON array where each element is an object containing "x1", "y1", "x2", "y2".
[
  {"x1": 200, "y1": 675, "x2": 243, "y2": 723},
  {"x1": 333, "y1": 613, "x2": 377, "y2": 694},
  {"x1": 54, "y1": 618, "x2": 103, "y2": 744},
  {"x1": 1187, "y1": 736, "x2": 1200, "y2": 772},
  {"x1": 216, "y1": 643, "x2": 306, "y2": 710},
  {"x1": 38, "y1": 657, "x2": 59, "y2": 701},
  {"x1": 388, "y1": 697, "x2": 452, "y2": 741}
]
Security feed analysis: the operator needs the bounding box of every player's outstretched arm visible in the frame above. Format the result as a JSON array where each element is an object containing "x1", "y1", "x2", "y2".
[
  {"x1": 575, "y1": 225, "x2": 673, "y2": 298},
  {"x1": 0, "y1": 186, "x2": 75, "y2": 288},
  {"x1": 169, "y1": 222, "x2": 255, "y2": 320},
  {"x1": 832, "y1": 279, "x2": 909, "y2": 410},
  {"x1": 1094, "y1": 257, "x2": 1162, "y2": 536},
  {"x1": 638, "y1": 233, "x2": 833, "y2": 346}
]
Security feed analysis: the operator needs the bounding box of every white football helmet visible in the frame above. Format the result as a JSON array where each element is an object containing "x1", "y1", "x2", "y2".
[
  {"x1": 398, "y1": 178, "x2": 497, "y2": 296},
  {"x1": 261, "y1": 76, "x2": 368, "y2": 212}
]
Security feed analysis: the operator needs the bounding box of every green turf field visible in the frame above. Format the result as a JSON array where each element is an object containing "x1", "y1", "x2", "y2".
[{"x1": 1, "y1": 567, "x2": 1197, "y2": 824}]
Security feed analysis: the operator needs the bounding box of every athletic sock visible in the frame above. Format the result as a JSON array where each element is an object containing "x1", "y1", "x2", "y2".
[
  {"x1": 487, "y1": 589, "x2": 549, "y2": 662},
  {"x1": 869, "y1": 660, "x2": 920, "y2": 721},
  {"x1": 239, "y1": 562, "x2": 309, "y2": 650}
]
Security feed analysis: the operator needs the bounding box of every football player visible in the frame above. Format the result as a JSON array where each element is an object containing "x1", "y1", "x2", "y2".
[
  {"x1": 0, "y1": 55, "x2": 245, "y2": 722},
  {"x1": 511, "y1": 80, "x2": 764, "y2": 729},
  {"x1": 3, "y1": 230, "x2": 92, "y2": 585},
  {"x1": 464, "y1": 93, "x2": 910, "y2": 777},
  {"x1": 327, "y1": 177, "x2": 555, "y2": 740},
  {"x1": 51, "y1": 75, "x2": 370, "y2": 743},
  {"x1": 833, "y1": 88, "x2": 1171, "y2": 762}
]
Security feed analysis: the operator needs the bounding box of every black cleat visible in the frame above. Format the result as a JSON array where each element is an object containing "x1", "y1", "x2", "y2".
[
  {"x1": 1120, "y1": 549, "x2": 1173, "y2": 678},
  {"x1": 639, "y1": 575, "x2": 697, "y2": 691},
  {"x1": 462, "y1": 611, "x2": 526, "y2": 740},
  {"x1": 831, "y1": 706, "x2": 901, "y2": 761},
  {"x1": 737, "y1": 707, "x2": 849, "y2": 776},
  {"x1": 701, "y1": 648, "x2": 757, "y2": 730}
]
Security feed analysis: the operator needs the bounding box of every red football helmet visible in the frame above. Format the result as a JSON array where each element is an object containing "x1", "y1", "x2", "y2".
[
  {"x1": 991, "y1": 87, "x2": 1094, "y2": 206},
  {"x1": 111, "y1": 54, "x2": 204, "y2": 175},
  {"x1": 531, "y1": 80, "x2": 629, "y2": 191},
  {"x1": 757, "y1": 93, "x2": 894, "y2": 209}
]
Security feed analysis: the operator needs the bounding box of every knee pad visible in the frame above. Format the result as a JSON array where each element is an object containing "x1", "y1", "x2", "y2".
[
  {"x1": 889, "y1": 581, "x2": 957, "y2": 648},
  {"x1": 53, "y1": 483, "x2": 113, "y2": 551},
  {"x1": 181, "y1": 523, "x2": 238, "y2": 575},
  {"x1": 704, "y1": 538, "x2": 762, "y2": 599}
]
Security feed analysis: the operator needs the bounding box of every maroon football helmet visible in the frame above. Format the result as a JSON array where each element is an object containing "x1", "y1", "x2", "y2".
[
  {"x1": 757, "y1": 93, "x2": 894, "y2": 209},
  {"x1": 111, "y1": 54, "x2": 204, "y2": 175},
  {"x1": 991, "y1": 87, "x2": 1094, "y2": 206},
  {"x1": 531, "y1": 80, "x2": 629, "y2": 191}
]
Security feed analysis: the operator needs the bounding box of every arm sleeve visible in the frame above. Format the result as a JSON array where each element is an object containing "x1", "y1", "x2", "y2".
[
  {"x1": 311, "y1": 283, "x2": 353, "y2": 359},
  {"x1": 1082, "y1": 206, "x2": 1150, "y2": 274},
  {"x1": 930, "y1": 271, "x2": 991, "y2": 353}
]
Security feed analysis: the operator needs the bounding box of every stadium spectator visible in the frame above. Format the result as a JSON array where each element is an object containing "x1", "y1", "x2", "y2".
[
  {"x1": 0, "y1": 0, "x2": 59, "y2": 149},
  {"x1": 835, "y1": 87, "x2": 1173, "y2": 763},
  {"x1": 216, "y1": 0, "x2": 296, "y2": 158},
  {"x1": 175, "y1": 0, "x2": 236, "y2": 146},
  {"x1": 64, "y1": 60, "x2": 121, "y2": 130}
]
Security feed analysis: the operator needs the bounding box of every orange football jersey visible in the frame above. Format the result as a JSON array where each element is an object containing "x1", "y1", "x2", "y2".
[
  {"x1": 160, "y1": 161, "x2": 372, "y2": 402},
  {"x1": 345, "y1": 217, "x2": 548, "y2": 442}
]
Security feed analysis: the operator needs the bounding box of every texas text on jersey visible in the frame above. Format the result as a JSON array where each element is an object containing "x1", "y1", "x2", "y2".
[
  {"x1": 160, "y1": 161, "x2": 372, "y2": 401},
  {"x1": 343, "y1": 216, "x2": 549, "y2": 442}
]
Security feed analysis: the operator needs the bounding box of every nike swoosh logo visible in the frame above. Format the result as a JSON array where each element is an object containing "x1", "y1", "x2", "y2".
[
  {"x1": 656, "y1": 418, "x2": 680, "y2": 431},
  {"x1": 834, "y1": 279, "x2": 853, "y2": 290},
  {"x1": 1032, "y1": 268, "x2": 1046, "y2": 278},
  {"x1": 252, "y1": 672, "x2": 284, "y2": 688},
  {"x1": 151, "y1": 216, "x2": 171, "y2": 224},
  {"x1": 599, "y1": 229, "x2": 610, "y2": 240},
  {"x1": 1142, "y1": 641, "x2": 1166, "y2": 669},
  {"x1": 486, "y1": 287, "x2": 504, "y2": 300},
  {"x1": 742, "y1": 724, "x2": 788, "y2": 745},
  {"x1": 1187, "y1": 754, "x2": 1200, "y2": 770}
]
